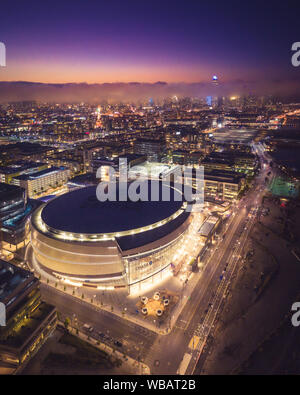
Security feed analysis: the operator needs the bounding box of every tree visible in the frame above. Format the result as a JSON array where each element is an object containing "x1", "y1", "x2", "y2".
[{"x1": 64, "y1": 317, "x2": 70, "y2": 331}]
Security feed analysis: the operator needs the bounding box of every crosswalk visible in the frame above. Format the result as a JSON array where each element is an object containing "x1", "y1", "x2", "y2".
[{"x1": 174, "y1": 319, "x2": 187, "y2": 330}]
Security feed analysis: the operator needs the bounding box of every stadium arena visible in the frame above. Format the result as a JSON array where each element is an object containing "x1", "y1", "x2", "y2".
[{"x1": 30, "y1": 181, "x2": 192, "y2": 294}]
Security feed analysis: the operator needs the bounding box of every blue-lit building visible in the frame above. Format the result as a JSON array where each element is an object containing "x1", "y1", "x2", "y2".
[
  {"x1": 206, "y1": 96, "x2": 213, "y2": 107},
  {"x1": 212, "y1": 75, "x2": 219, "y2": 86},
  {"x1": 0, "y1": 183, "x2": 40, "y2": 248}
]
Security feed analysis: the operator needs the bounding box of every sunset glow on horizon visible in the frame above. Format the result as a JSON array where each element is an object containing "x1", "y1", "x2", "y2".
[{"x1": 0, "y1": 1, "x2": 299, "y2": 86}]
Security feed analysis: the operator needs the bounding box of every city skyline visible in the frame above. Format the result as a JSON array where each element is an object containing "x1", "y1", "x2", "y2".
[{"x1": 1, "y1": 0, "x2": 300, "y2": 381}]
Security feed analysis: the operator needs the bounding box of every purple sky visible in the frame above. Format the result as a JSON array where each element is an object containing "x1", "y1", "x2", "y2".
[{"x1": 0, "y1": 0, "x2": 299, "y2": 87}]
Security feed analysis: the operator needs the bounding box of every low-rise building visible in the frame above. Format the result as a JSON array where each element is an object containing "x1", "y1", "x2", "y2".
[
  {"x1": 202, "y1": 151, "x2": 257, "y2": 175},
  {"x1": 0, "y1": 183, "x2": 39, "y2": 249},
  {"x1": 0, "y1": 161, "x2": 48, "y2": 184},
  {"x1": 0, "y1": 261, "x2": 57, "y2": 374},
  {"x1": 172, "y1": 150, "x2": 203, "y2": 166},
  {"x1": 12, "y1": 167, "x2": 70, "y2": 198},
  {"x1": 134, "y1": 138, "x2": 165, "y2": 161},
  {"x1": 204, "y1": 170, "x2": 245, "y2": 201},
  {"x1": 198, "y1": 215, "x2": 220, "y2": 243},
  {"x1": 187, "y1": 169, "x2": 245, "y2": 201}
]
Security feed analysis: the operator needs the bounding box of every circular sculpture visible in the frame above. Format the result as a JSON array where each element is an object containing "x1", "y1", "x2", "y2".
[
  {"x1": 141, "y1": 296, "x2": 148, "y2": 304},
  {"x1": 153, "y1": 292, "x2": 160, "y2": 301}
]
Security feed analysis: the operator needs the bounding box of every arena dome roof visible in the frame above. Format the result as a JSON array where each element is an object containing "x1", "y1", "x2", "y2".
[{"x1": 41, "y1": 181, "x2": 185, "y2": 234}]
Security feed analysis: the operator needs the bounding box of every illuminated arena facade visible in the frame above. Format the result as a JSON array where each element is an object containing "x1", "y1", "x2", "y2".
[{"x1": 30, "y1": 181, "x2": 192, "y2": 294}]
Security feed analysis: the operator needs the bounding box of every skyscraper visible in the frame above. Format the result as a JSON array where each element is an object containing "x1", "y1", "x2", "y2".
[
  {"x1": 212, "y1": 75, "x2": 223, "y2": 109},
  {"x1": 212, "y1": 75, "x2": 219, "y2": 87}
]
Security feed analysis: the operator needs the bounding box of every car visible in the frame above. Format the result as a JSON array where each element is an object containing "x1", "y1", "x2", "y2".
[
  {"x1": 114, "y1": 340, "x2": 123, "y2": 347},
  {"x1": 83, "y1": 324, "x2": 94, "y2": 332}
]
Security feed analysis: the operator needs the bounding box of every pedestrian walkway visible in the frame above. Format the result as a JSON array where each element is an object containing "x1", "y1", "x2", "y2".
[{"x1": 26, "y1": 242, "x2": 206, "y2": 335}]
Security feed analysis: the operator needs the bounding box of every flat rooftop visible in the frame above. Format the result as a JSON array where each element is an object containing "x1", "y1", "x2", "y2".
[
  {"x1": 68, "y1": 172, "x2": 97, "y2": 186},
  {"x1": 0, "y1": 162, "x2": 46, "y2": 175},
  {"x1": 202, "y1": 157, "x2": 233, "y2": 166},
  {"x1": 198, "y1": 216, "x2": 219, "y2": 237},
  {"x1": 135, "y1": 138, "x2": 164, "y2": 144},
  {"x1": 0, "y1": 260, "x2": 34, "y2": 304},
  {"x1": 204, "y1": 170, "x2": 245, "y2": 184},
  {"x1": 190, "y1": 169, "x2": 245, "y2": 184},
  {"x1": 14, "y1": 166, "x2": 66, "y2": 181},
  {"x1": 208, "y1": 151, "x2": 255, "y2": 160},
  {"x1": 0, "y1": 182, "x2": 25, "y2": 202},
  {"x1": 128, "y1": 162, "x2": 177, "y2": 179},
  {"x1": 0, "y1": 301, "x2": 55, "y2": 348},
  {"x1": 116, "y1": 154, "x2": 146, "y2": 162},
  {"x1": 211, "y1": 128, "x2": 258, "y2": 144}
]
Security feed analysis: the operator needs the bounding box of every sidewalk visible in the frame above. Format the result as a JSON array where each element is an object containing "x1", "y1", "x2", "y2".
[
  {"x1": 43, "y1": 272, "x2": 200, "y2": 335},
  {"x1": 62, "y1": 322, "x2": 150, "y2": 374},
  {"x1": 26, "y1": 242, "x2": 207, "y2": 335}
]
